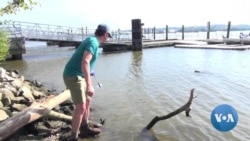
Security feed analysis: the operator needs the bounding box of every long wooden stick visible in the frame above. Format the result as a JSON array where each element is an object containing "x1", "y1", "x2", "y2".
[
  {"x1": 146, "y1": 88, "x2": 196, "y2": 130},
  {"x1": 0, "y1": 90, "x2": 71, "y2": 141},
  {"x1": 45, "y1": 110, "x2": 73, "y2": 121}
]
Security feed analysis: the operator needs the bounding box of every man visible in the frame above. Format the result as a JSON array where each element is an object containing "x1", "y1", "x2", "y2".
[{"x1": 63, "y1": 24, "x2": 112, "y2": 141}]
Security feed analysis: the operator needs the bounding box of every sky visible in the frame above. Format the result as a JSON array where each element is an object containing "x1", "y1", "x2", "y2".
[{"x1": 1, "y1": 0, "x2": 250, "y2": 30}]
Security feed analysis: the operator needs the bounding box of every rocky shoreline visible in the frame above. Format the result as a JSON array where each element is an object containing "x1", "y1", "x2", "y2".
[{"x1": 0, "y1": 67, "x2": 75, "y2": 141}]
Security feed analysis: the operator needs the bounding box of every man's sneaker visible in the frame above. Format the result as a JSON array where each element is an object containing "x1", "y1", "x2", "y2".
[
  {"x1": 66, "y1": 137, "x2": 78, "y2": 141},
  {"x1": 59, "y1": 131, "x2": 78, "y2": 141},
  {"x1": 79, "y1": 125, "x2": 101, "y2": 138}
]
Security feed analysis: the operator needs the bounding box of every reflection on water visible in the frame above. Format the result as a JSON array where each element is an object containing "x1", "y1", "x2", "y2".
[
  {"x1": 131, "y1": 51, "x2": 143, "y2": 79},
  {"x1": 1, "y1": 44, "x2": 250, "y2": 141}
]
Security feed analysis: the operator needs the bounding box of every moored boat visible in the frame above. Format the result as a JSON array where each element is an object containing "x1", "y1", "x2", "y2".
[
  {"x1": 206, "y1": 39, "x2": 224, "y2": 44},
  {"x1": 241, "y1": 38, "x2": 250, "y2": 45},
  {"x1": 223, "y1": 38, "x2": 241, "y2": 45}
]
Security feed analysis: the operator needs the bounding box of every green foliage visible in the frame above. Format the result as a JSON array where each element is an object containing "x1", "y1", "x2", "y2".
[
  {"x1": 0, "y1": 0, "x2": 39, "y2": 16},
  {"x1": 0, "y1": 30, "x2": 9, "y2": 62},
  {"x1": 0, "y1": 0, "x2": 38, "y2": 61}
]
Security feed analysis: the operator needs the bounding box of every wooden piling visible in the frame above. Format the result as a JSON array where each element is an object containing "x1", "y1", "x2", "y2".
[
  {"x1": 182, "y1": 25, "x2": 184, "y2": 40},
  {"x1": 85, "y1": 26, "x2": 88, "y2": 36},
  {"x1": 81, "y1": 27, "x2": 84, "y2": 40},
  {"x1": 166, "y1": 25, "x2": 168, "y2": 40},
  {"x1": 226, "y1": 21, "x2": 231, "y2": 38},
  {"x1": 153, "y1": 27, "x2": 156, "y2": 40},
  {"x1": 131, "y1": 19, "x2": 143, "y2": 51},
  {"x1": 207, "y1": 21, "x2": 210, "y2": 39},
  {"x1": 118, "y1": 28, "x2": 120, "y2": 40}
]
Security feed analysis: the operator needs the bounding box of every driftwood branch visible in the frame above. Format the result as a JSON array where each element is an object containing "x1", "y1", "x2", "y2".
[
  {"x1": 45, "y1": 110, "x2": 72, "y2": 121},
  {"x1": 146, "y1": 88, "x2": 196, "y2": 130},
  {"x1": 0, "y1": 90, "x2": 71, "y2": 141},
  {"x1": 45, "y1": 110, "x2": 104, "y2": 127}
]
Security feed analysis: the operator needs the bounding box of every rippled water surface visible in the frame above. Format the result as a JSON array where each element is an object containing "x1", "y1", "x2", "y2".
[{"x1": 1, "y1": 44, "x2": 250, "y2": 141}]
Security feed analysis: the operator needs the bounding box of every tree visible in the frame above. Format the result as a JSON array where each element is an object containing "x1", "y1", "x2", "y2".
[
  {"x1": 0, "y1": 0, "x2": 38, "y2": 62},
  {"x1": 0, "y1": 0, "x2": 39, "y2": 16},
  {"x1": 0, "y1": 30, "x2": 9, "y2": 61}
]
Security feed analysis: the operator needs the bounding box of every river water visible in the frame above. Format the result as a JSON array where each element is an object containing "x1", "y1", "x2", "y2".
[{"x1": 1, "y1": 41, "x2": 250, "y2": 141}]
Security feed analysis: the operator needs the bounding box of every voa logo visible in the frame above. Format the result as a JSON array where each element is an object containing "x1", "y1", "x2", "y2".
[{"x1": 211, "y1": 104, "x2": 238, "y2": 132}]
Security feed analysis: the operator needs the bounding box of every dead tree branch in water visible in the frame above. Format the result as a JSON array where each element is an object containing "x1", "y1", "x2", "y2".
[{"x1": 146, "y1": 88, "x2": 196, "y2": 130}]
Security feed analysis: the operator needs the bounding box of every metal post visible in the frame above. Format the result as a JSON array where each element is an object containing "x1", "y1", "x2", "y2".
[
  {"x1": 80, "y1": 27, "x2": 83, "y2": 40},
  {"x1": 207, "y1": 21, "x2": 210, "y2": 39},
  {"x1": 226, "y1": 21, "x2": 231, "y2": 38},
  {"x1": 166, "y1": 25, "x2": 168, "y2": 40},
  {"x1": 182, "y1": 25, "x2": 184, "y2": 40},
  {"x1": 153, "y1": 27, "x2": 156, "y2": 40},
  {"x1": 85, "y1": 26, "x2": 88, "y2": 36},
  {"x1": 118, "y1": 28, "x2": 120, "y2": 41}
]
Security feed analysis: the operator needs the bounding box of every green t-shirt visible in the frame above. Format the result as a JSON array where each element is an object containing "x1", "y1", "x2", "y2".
[{"x1": 63, "y1": 36, "x2": 99, "y2": 77}]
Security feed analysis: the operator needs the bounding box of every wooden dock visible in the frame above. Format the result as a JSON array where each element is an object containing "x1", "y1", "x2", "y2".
[
  {"x1": 100, "y1": 40, "x2": 250, "y2": 52},
  {"x1": 175, "y1": 44, "x2": 250, "y2": 50},
  {"x1": 101, "y1": 40, "x2": 207, "y2": 52}
]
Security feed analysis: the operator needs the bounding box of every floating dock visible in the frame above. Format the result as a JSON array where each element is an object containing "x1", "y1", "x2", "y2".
[
  {"x1": 174, "y1": 44, "x2": 250, "y2": 50},
  {"x1": 100, "y1": 39, "x2": 250, "y2": 52},
  {"x1": 101, "y1": 40, "x2": 207, "y2": 52}
]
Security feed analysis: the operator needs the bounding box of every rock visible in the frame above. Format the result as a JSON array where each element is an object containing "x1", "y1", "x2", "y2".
[
  {"x1": 44, "y1": 120, "x2": 65, "y2": 129},
  {"x1": 52, "y1": 106, "x2": 60, "y2": 112},
  {"x1": 59, "y1": 100, "x2": 74, "y2": 107},
  {"x1": 31, "y1": 89, "x2": 46, "y2": 99},
  {"x1": 32, "y1": 80, "x2": 43, "y2": 88},
  {"x1": 18, "y1": 75, "x2": 25, "y2": 82},
  {"x1": 59, "y1": 131, "x2": 72, "y2": 141},
  {"x1": 0, "y1": 83, "x2": 4, "y2": 88},
  {"x1": 10, "y1": 79, "x2": 23, "y2": 90},
  {"x1": 0, "y1": 101, "x2": 3, "y2": 108},
  {"x1": 0, "y1": 88, "x2": 14, "y2": 99},
  {"x1": 1, "y1": 88, "x2": 15, "y2": 106},
  {"x1": 1, "y1": 75, "x2": 15, "y2": 83},
  {"x1": 18, "y1": 135, "x2": 43, "y2": 141},
  {"x1": 0, "y1": 67, "x2": 7, "y2": 82},
  {"x1": 3, "y1": 83, "x2": 18, "y2": 96},
  {"x1": 2, "y1": 97, "x2": 12, "y2": 106},
  {"x1": 38, "y1": 86, "x2": 50, "y2": 93},
  {"x1": 60, "y1": 124, "x2": 71, "y2": 132},
  {"x1": 61, "y1": 106, "x2": 73, "y2": 115},
  {"x1": 19, "y1": 84, "x2": 35, "y2": 102},
  {"x1": 9, "y1": 70, "x2": 19, "y2": 78},
  {"x1": 48, "y1": 88, "x2": 56, "y2": 92},
  {"x1": 0, "y1": 88, "x2": 14, "y2": 106},
  {"x1": 30, "y1": 84, "x2": 50, "y2": 96},
  {"x1": 11, "y1": 96, "x2": 27, "y2": 104},
  {"x1": 23, "y1": 81, "x2": 32, "y2": 89},
  {"x1": 11, "y1": 103, "x2": 28, "y2": 111},
  {"x1": 36, "y1": 123, "x2": 51, "y2": 137},
  {"x1": 0, "y1": 109, "x2": 10, "y2": 121}
]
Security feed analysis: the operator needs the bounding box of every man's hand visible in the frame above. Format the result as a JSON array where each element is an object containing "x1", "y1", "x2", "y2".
[
  {"x1": 90, "y1": 71, "x2": 95, "y2": 76},
  {"x1": 86, "y1": 85, "x2": 95, "y2": 97}
]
